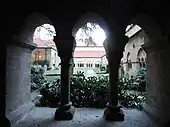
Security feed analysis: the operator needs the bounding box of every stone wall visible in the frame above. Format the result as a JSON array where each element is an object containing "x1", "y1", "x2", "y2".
[
  {"x1": 121, "y1": 30, "x2": 147, "y2": 76},
  {"x1": 143, "y1": 43, "x2": 170, "y2": 125},
  {"x1": 6, "y1": 41, "x2": 35, "y2": 125}
]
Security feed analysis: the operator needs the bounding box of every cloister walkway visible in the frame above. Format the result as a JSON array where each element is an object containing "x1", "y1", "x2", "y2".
[{"x1": 13, "y1": 108, "x2": 156, "y2": 127}]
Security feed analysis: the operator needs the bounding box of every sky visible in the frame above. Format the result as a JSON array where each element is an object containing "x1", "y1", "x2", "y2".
[
  {"x1": 75, "y1": 23, "x2": 106, "y2": 46},
  {"x1": 33, "y1": 24, "x2": 56, "y2": 40},
  {"x1": 34, "y1": 23, "x2": 106, "y2": 46}
]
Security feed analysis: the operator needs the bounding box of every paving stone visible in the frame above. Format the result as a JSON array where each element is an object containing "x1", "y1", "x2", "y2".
[{"x1": 13, "y1": 108, "x2": 156, "y2": 127}]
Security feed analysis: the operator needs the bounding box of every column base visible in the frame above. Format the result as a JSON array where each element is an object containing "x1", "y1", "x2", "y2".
[
  {"x1": 104, "y1": 104, "x2": 124, "y2": 121},
  {"x1": 54, "y1": 102, "x2": 75, "y2": 120}
]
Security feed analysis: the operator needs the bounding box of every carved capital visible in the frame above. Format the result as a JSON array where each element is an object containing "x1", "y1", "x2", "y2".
[
  {"x1": 54, "y1": 36, "x2": 76, "y2": 59},
  {"x1": 7, "y1": 35, "x2": 37, "y2": 51},
  {"x1": 103, "y1": 35, "x2": 128, "y2": 54}
]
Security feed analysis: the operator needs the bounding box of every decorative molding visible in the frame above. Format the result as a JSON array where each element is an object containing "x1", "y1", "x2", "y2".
[{"x1": 8, "y1": 36, "x2": 37, "y2": 51}]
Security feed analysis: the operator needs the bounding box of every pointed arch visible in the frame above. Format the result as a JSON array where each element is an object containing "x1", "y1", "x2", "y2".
[
  {"x1": 72, "y1": 12, "x2": 109, "y2": 37},
  {"x1": 18, "y1": 12, "x2": 54, "y2": 43}
]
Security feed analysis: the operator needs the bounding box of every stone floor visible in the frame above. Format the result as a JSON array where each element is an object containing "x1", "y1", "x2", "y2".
[{"x1": 13, "y1": 108, "x2": 156, "y2": 127}]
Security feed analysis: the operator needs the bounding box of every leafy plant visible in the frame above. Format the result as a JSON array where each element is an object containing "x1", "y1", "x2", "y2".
[
  {"x1": 135, "y1": 67, "x2": 146, "y2": 92},
  {"x1": 31, "y1": 66, "x2": 47, "y2": 90},
  {"x1": 36, "y1": 73, "x2": 146, "y2": 109}
]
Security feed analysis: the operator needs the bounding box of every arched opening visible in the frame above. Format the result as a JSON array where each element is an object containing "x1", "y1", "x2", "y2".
[
  {"x1": 123, "y1": 24, "x2": 148, "y2": 80},
  {"x1": 117, "y1": 22, "x2": 150, "y2": 110},
  {"x1": 63, "y1": 12, "x2": 110, "y2": 108},
  {"x1": 73, "y1": 19, "x2": 108, "y2": 79},
  {"x1": 31, "y1": 23, "x2": 59, "y2": 94},
  {"x1": 5, "y1": 12, "x2": 58, "y2": 124},
  {"x1": 119, "y1": 14, "x2": 170, "y2": 116},
  {"x1": 123, "y1": 14, "x2": 170, "y2": 125},
  {"x1": 137, "y1": 48, "x2": 147, "y2": 68},
  {"x1": 126, "y1": 52, "x2": 132, "y2": 72}
]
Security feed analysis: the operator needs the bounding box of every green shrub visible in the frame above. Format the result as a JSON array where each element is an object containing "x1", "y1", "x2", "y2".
[
  {"x1": 118, "y1": 67, "x2": 146, "y2": 92},
  {"x1": 36, "y1": 73, "x2": 146, "y2": 109},
  {"x1": 31, "y1": 66, "x2": 47, "y2": 90},
  {"x1": 135, "y1": 67, "x2": 146, "y2": 92}
]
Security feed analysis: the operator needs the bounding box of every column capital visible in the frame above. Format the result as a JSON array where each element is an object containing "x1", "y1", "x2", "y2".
[
  {"x1": 142, "y1": 37, "x2": 170, "y2": 53},
  {"x1": 54, "y1": 35, "x2": 76, "y2": 59},
  {"x1": 7, "y1": 35, "x2": 37, "y2": 51},
  {"x1": 103, "y1": 35, "x2": 128, "y2": 54}
]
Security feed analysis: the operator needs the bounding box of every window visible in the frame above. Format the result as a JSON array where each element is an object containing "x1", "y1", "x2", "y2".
[
  {"x1": 137, "y1": 48, "x2": 147, "y2": 68},
  {"x1": 86, "y1": 63, "x2": 93, "y2": 67},
  {"x1": 133, "y1": 44, "x2": 135, "y2": 48},
  {"x1": 95, "y1": 63, "x2": 100, "y2": 68},
  {"x1": 78, "y1": 63, "x2": 84, "y2": 67},
  {"x1": 81, "y1": 63, "x2": 84, "y2": 67},
  {"x1": 138, "y1": 57, "x2": 146, "y2": 68},
  {"x1": 35, "y1": 51, "x2": 42, "y2": 61},
  {"x1": 54, "y1": 52, "x2": 56, "y2": 62},
  {"x1": 126, "y1": 52, "x2": 132, "y2": 71},
  {"x1": 127, "y1": 60, "x2": 132, "y2": 70},
  {"x1": 86, "y1": 63, "x2": 89, "y2": 67}
]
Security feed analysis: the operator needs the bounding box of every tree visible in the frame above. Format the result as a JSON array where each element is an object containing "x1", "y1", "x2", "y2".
[{"x1": 77, "y1": 22, "x2": 98, "y2": 46}]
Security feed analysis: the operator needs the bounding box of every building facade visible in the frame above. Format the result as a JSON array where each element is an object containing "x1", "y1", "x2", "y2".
[
  {"x1": 73, "y1": 46, "x2": 106, "y2": 74},
  {"x1": 100, "y1": 25, "x2": 147, "y2": 78},
  {"x1": 31, "y1": 38, "x2": 60, "y2": 69},
  {"x1": 121, "y1": 25, "x2": 147, "y2": 78}
]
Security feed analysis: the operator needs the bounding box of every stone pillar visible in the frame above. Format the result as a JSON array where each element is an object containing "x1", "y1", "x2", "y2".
[
  {"x1": 142, "y1": 37, "x2": 170, "y2": 126},
  {"x1": 6, "y1": 37, "x2": 36, "y2": 125},
  {"x1": 104, "y1": 50, "x2": 125, "y2": 121},
  {"x1": 54, "y1": 36, "x2": 76, "y2": 120},
  {"x1": 103, "y1": 34, "x2": 127, "y2": 121}
]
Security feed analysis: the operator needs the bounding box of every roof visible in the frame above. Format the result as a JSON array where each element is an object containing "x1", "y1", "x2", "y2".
[
  {"x1": 33, "y1": 38, "x2": 55, "y2": 48},
  {"x1": 74, "y1": 51, "x2": 106, "y2": 58}
]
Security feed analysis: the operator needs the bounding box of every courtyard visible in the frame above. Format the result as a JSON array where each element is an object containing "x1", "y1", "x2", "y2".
[{"x1": 5, "y1": 1, "x2": 170, "y2": 127}]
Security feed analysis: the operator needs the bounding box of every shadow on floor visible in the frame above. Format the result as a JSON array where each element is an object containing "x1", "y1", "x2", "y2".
[{"x1": 13, "y1": 108, "x2": 156, "y2": 127}]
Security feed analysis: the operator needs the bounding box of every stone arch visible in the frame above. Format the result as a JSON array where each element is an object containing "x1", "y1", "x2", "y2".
[
  {"x1": 72, "y1": 12, "x2": 109, "y2": 38},
  {"x1": 137, "y1": 48, "x2": 147, "y2": 68},
  {"x1": 128, "y1": 14, "x2": 163, "y2": 43},
  {"x1": 137, "y1": 48, "x2": 146, "y2": 60},
  {"x1": 18, "y1": 12, "x2": 54, "y2": 44}
]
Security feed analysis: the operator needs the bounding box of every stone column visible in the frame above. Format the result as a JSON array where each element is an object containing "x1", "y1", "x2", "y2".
[
  {"x1": 103, "y1": 35, "x2": 127, "y2": 121},
  {"x1": 6, "y1": 37, "x2": 36, "y2": 125},
  {"x1": 54, "y1": 36, "x2": 76, "y2": 120},
  {"x1": 142, "y1": 37, "x2": 170, "y2": 126}
]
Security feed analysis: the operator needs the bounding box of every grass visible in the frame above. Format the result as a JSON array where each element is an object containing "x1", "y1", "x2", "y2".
[{"x1": 45, "y1": 75, "x2": 59, "y2": 81}]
